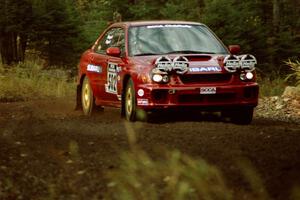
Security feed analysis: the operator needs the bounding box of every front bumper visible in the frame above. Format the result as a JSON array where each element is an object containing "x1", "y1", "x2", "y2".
[{"x1": 135, "y1": 83, "x2": 259, "y2": 110}]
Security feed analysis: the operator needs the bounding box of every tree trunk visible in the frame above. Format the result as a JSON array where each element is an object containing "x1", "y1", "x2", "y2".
[
  {"x1": 270, "y1": 0, "x2": 280, "y2": 67},
  {"x1": 0, "y1": 32, "x2": 26, "y2": 65},
  {"x1": 273, "y1": 0, "x2": 280, "y2": 32},
  {"x1": 19, "y1": 34, "x2": 27, "y2": 62}
]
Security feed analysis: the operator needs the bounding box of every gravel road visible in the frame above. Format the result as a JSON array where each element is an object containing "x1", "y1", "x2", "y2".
[{"x1": 0, "y1": 98, "x2": 299, "y2": 200}]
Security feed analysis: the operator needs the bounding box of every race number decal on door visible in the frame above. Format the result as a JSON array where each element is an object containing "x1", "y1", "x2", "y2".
[{"x1": 105, "y1": 63, "x2": 118, "y2": 94}]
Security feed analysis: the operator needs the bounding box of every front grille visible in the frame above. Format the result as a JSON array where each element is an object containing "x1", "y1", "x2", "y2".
[
  {"x1": 178, "y1": 93, "x2": 236, "y2": 104},
  {"x1": 180, "y1": 74, "x2": 232, "y2": 84},
  {"x1": 151, "y1": 90, "x2": 168, "y2": 103}
]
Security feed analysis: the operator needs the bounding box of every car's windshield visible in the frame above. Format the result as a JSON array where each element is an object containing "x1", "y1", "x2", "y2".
[{"x1": 128, "y1": 24, "x2": 228, "y2": 56}]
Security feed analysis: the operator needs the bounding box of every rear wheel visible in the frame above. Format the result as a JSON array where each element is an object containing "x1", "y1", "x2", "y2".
[
  {"x1": 229, "y1": 107, "x2": 254, "y2": 125},
  {"x1": 81, "y1": 76, "x2": 96, "y2": 116},
  {"x1": 124, "y1": 78, "x2": 137, "y2": 121}
]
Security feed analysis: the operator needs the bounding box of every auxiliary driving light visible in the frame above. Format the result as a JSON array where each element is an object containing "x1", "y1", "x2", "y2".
[
  {"x1": 137, "y1": 89, "x2": 145, "y2": 97},
  {"x1": 240, "y1": 72, "x2": 254, "y2": 81},
  {"x1": 162, "y1": 75, "x2": 169, "y2": 83}
]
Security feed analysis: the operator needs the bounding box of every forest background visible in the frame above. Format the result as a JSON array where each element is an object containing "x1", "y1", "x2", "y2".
[{"x1": 0, "y1": 0, "x2": 299, "y2": 77}]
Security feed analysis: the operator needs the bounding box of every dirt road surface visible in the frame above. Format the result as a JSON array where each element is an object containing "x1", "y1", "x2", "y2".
[{"x1": 0, "y1": 98, "x2": 300, "y2": 199}]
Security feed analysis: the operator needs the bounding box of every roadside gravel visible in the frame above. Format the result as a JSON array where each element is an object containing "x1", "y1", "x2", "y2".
[{"x1": 256, "y1": 86, "x2": 300, "y2": 124}]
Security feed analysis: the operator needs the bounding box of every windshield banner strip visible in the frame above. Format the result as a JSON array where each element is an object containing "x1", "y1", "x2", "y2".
[{"x1": 146, "y1": 25, "x2": 192, "y2": 29}]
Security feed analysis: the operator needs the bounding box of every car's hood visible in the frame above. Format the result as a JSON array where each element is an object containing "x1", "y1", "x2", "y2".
[{"x1": 129, "y1": 54, "x2": 229, "y2": 73}]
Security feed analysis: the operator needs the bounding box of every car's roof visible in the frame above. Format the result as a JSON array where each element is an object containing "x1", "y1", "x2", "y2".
[{"x1": 111, "y1": 20, "x2": 203, "y2": 27}]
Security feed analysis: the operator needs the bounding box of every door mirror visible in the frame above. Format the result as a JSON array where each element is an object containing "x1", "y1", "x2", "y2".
[
  {"x1": 228, "y1": 45, "x2": 241, "y2": 55},
  {"x1": 106, "y1": 47, "x2": 121, "y2": 57}
]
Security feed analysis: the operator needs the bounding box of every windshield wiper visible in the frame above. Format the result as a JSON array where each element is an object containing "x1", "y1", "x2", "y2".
[
  {"x1": 166, "y1": 50, "x2": 216, "y2": 54},
  {"x1": 133, "y1": 53, "x2": 161, "y2": 56}
]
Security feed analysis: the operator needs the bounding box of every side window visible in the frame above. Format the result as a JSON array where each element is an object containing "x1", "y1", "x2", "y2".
[
  {"x1": 95, "y1": 28, "x2": 125, "y2": 56},
  {"x1": 115, "y1": 30, "x2": 125, "y2": 56}
]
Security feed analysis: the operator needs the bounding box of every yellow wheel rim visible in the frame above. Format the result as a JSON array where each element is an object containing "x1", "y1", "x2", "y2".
[
  {"x1": 126, "y1": 87, "x2": 132, "y2": 115},
  {"x1": 83, "y1": 82, "x2": 91, "y2": 109}
]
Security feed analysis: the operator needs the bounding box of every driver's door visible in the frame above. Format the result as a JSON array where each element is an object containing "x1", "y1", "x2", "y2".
[{"x1": 92, "y1": 27, "x2": 125, "y2": 106}]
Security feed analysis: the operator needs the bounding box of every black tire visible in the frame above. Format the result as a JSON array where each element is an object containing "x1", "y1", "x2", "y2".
[
  {"x1": 81, "y1": 76, "x2": 96, "y2": 116},
  {"x1": 230, "y1": 107, "x2": 254, "y2": 125},
  {"x1": 124, "y1": 78, "x2": 137, "y2": 121}
]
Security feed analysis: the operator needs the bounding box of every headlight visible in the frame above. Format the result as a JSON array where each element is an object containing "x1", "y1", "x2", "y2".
[
  {"x1": 152, "y1": 74, "x2": 170, "y2": 83},
  {"x1": 152, "y1": 74, "x2": 163, "y2": 82},
  {"x1": 151, "y1": 67, "x2": 170, "y2": 83}
]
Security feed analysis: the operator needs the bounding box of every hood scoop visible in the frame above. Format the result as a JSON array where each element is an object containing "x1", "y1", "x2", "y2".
[{"x1": 185, "y1": 55, "x2": 211, "y2": 62}]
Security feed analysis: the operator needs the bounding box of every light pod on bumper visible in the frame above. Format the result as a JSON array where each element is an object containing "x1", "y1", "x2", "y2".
[
  {"x1": 155, "y1": 56, "x2": 173, "y2": 72},
  {"x1": 240, "y1": 54, "x2": 257, "y2": 72},
  {"x1": 151, "y1": 56, "x2": 173, "y2": 83},
  {"x1": 173, "y1": 56, "x2": 189, "y2": 74}
]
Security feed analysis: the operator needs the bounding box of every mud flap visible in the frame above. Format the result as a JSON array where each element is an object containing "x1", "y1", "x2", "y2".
[{"x1": 75, "y1": 85, "x2": 82, "y2": 110}]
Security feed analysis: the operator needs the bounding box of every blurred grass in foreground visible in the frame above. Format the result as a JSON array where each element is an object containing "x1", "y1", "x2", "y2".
[
  {"x1": 105, "y1": 149, "x2": 232, "y2": 200},
  {"x1": 104, "y1": 122, "x2": 270, "y2": 200},
  {"x1": 0, "y1": 124, "x2": 299, "y2": 199},
  {"x1": 0, "y1": 60, "x2": 75, "y2": 102}
]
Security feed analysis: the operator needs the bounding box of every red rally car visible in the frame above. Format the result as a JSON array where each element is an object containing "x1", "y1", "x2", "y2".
[{"x1": 76, "y1": 21, "x2": 259, "y2": 124}]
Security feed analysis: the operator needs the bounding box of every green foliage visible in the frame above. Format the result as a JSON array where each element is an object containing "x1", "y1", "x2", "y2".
[
  {"x1": 0, "y1": 61, "x2": 75, "y2": 101},
  {"x1": 129, "y1": 0, "x2": 165, "y2": 20},
  {"x1": 0, "y1": 0, "x2": 32, "y2": 63},
  {"x1": 259, "y1": 78, "x2": 287, "y2": 97},
  {"x1": 1, "y1": 0, "x2": 300, "y2": 73},
  {"x1": 202, "y1": 0, "x2": 268, "y2": 64},
  {"x1": 257, "y1": 71, "x2": 287, "y2": 97},
  {"x1": 201, "y1": 0, "x2": 300, "y2": 73},
  {"x1": 30, "y1": 0, "x2": 82, "y2": 66},
  {"x1": 273, "y1": 31, "x2": 300, "y2": 68},
  {"x1": 0, "y1": 0, "x2": 32, "y2": 33},
  {"x1": 77, "y1": 1, "x2": 108, "y2": 46},
  {"x1": 285, "y1": 59, "x2": 300, "y2": 86},
  {"x1": 161, "y1": 0, "x2": 201, "y2": 21},
  {"x1": 106, "y1": 149, "x2": 232, "y2": 200}
]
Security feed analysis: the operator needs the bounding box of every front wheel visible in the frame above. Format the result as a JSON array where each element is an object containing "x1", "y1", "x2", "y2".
[
  {"x1": 229, "y1": 107, "x2": 254, "y2": 125},
  {"x1": 124, "y1": 78, "x2": 137, "y2": 121},
  {"x1": 81, "y1": 76, "x2": 96, "y2": 116}
]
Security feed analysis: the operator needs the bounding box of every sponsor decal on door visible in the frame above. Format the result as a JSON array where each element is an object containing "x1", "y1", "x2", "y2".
[{"x1": 105, "y1": 63, "x2": 119, "y2": 95}]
